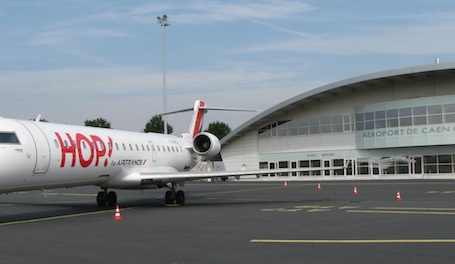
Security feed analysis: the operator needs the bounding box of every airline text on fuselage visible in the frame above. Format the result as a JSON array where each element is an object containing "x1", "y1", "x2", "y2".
[{"x1": 55, "y1": 132, "x2": 113, "y2": 168}]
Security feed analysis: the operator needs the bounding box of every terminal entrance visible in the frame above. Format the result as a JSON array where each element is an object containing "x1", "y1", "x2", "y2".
[{"x1": 258, "y1": 156, "x2": 431, "y2": 179}]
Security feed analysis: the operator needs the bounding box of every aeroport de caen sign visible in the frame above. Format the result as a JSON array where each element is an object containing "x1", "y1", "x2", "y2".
[
  {"x1": 361, "y1": 125, "x2": 453, "y2": 138},
  {"x1": 356, "y1": 124, "x2": 455, "y2": 149}
]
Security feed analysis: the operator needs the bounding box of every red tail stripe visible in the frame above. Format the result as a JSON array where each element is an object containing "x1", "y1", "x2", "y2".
[{"x1": 192, "y1": 101, "x2": 205, "y2": 138}]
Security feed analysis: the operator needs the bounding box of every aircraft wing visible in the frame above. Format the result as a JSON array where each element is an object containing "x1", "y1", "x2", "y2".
[{"x1": 139, "y1": 167, "x2": 344, "y2": 185}]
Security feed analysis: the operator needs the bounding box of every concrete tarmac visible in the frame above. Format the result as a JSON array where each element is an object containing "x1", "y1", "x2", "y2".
[{"x1": 0, "y1": 180, "x2": 455, "y2": 264}]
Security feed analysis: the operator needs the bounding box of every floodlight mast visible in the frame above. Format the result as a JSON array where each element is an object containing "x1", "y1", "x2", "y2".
[{"x1": 157, "y1": 15, "x2": 170, "y2": 134}]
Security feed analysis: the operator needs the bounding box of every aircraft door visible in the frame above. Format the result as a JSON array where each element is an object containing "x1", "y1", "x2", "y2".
[{"x1": 18, "y1": 122, "x2": 51, "y2": 174}]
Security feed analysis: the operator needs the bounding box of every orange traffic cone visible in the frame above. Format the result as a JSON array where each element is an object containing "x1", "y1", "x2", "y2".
[
  {"x1": 317, "y1": 183, "x2": 321, "y2": 191},
  {"x1": 396, "y1": 190, "x2": 402, "y2": 201},
  {"x1": 284, "y1": 181, "x2": 288, "y2": 187},
  {"x1": 353, "y1": 186, "x2": 358, "y2": 195},
  {"x1": 114, "y1": 205, "x2": 122, "y2": 220}
]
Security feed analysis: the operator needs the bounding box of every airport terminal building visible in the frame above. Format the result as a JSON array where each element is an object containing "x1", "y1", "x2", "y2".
[{"x1": 220, "y1": 62, "x2": 455, "y2": 180}]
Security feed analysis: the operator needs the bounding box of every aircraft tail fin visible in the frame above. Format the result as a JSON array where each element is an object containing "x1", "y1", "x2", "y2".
[
  {"x1": 161, "y1": 100, "x2": 261, "y2": 138},
  {"x1": 188, "y1": 100, "x2": 207, "y2": 138}
]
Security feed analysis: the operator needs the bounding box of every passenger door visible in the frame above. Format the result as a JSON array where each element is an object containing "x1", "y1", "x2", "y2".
[{"x1": 18, "y1": 122, "x2": 51, "y2": 174}]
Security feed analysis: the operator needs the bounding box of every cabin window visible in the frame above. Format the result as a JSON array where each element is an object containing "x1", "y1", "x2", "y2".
[
  {"x1": 146, "y1": 145, "x2": 150, "y2": 151},
  {"x1": 129, "y1": 144, "x2": 133, "y2": 151},
  {"x1": 0, "y1": 132, "x2": 21, "y2": 144},
  {"x1": 54, "y1": 139, "x2": 59, "y2": 148},
  {"x1": 136, "y1": 144, "x2": 139, "y2": 151},
  {"x1": 122, "y1": 143, "x2": 126, "y2": 151},
  {"x1": 115, "y1": 143, "x2": 119, "y2": 150}
]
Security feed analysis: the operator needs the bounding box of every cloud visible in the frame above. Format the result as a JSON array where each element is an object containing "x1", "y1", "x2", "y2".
[
  {"x1": 0, "y1": 67, "x2": 157, "y2": 96},
  {"x1": 174, "y1": 0, "x2": 313, "y2": 23},
  {"x1": 66, "y1": 1, "x2": 313, "y2": 26},
  {"x1": 0, "y1": 63, "x2": 302, "y2": 133},
  {"x1": 27, "y1": 29, "x2": 72, "y2": 45},
  {"x1": 238, "y1": 12, "x2": 455, "y2": 55},
  {"x1": 27, "y1": 27, "x2": 128, "y2": 46},
  {"x1": 0, "y1": 63, "x2": 294, "y2": 98}
]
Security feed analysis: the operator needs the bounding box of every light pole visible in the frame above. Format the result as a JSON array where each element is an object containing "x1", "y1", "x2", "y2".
[{"x1": 157, "y1": 15, "x2": 170, "y2": 134}]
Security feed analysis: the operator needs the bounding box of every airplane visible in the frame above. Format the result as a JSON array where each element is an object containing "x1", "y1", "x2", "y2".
[{"x1": 0, "y1": 100, "x2": 340, "y2": 207}]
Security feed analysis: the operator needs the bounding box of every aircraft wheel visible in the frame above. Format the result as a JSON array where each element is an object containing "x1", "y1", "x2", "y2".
[
  {"x1": 97, "y1": 191, "x2": 107, "y2": 207},
  {"x1": 165, "y1": 190, "x2": 174, "y2": 204},
  {"x1": 176, "y1": 190, "x2": 185, "y2": 206},
  {"x1": 107, "y1": 191, "x2": 117, "y2": 207}
]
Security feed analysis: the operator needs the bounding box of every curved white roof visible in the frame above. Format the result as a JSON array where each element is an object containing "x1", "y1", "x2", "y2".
[{"x1": 221, "y1": 62, "x2": 455, "y2": 145}]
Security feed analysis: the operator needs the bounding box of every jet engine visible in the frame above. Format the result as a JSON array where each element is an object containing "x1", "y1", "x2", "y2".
[{"x1": 192, "y1": 132, "x2": 221, "y2": 159}]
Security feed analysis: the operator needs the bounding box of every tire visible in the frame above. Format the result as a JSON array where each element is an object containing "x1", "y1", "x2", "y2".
[
  {"x1": 165, "y1": 190, "x2": 174, "y2": 204},
  {"x1": 175, "y1": 190, "x2": 185, "y2": 206},
  {"x1": 107, "y1": 191, "x2": 117, "y2": 207},
  {"x1": 97, "y1": 191, "x2": 107, "y2": 207}
]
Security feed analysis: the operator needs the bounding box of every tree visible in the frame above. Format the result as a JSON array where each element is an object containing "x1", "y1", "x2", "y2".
[
  {"x1": 84, "y1": 117, "x2": 111, "y2": 129},
  {"x1": 144, "y1": 115, "x2": 173, "y2": 134},
  {"x1": 205, "y1": 121, "x2": 231, "y2": 139}
]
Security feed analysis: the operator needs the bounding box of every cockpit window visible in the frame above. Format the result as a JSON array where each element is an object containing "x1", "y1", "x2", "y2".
[{"x1": 0, "y1": 132, "x2": 20, "y2": 144}]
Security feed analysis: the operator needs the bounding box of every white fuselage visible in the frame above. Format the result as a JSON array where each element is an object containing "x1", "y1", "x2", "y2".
[{"x1": 0, "y1": 117, "x2": 197, "y2": 193}]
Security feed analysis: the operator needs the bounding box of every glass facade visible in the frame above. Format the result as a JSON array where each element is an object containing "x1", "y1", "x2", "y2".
[
  {"x1": 354, "y1": 103, "x2": 455, "y2": 131},
  {"x1": 258, "y1": 114, "x2": 352, "y2": 138},
  {"x1": 257, "y1": 95, "x2": 455, "y2": 178},
  {"x1": 259, "y1": 154, "x2": 455, "y2": 178},
  {"x1": 258, "y1": 102, "x2": 455, "y2": 140}
]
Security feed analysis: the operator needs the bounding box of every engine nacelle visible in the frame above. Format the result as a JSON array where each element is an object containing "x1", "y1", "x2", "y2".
[{"x1": 192, "y1": 132, "x2": 221, "y2": 159}]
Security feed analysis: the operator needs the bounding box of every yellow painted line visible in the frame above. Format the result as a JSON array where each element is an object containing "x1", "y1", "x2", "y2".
[
  {"x1": 0, "y1": 208, "x2": 131, "y2": 227},
  {"x1": 250, "y1": 239, "x2": 455, "y2": 244},
  {"x1": 347, "y1": 210, "x2": 455, "y2": 215},
  {"x1": 61, "y1": 193, "x2": 97, "y2": 197},
  {"x1": 261, "y1": 208, "x2": 302, "y2": 212},
  {"x1": 41, "y1": 192, "x2": 97, "y2": 197},
  {"x1": 45, "y1": 200, "x2": 93, "y2": 205},
  {"x1": 372, "y1": 207, "x2": 455, "y2": 211},
  {"x1": 192, "y1": 183, "x2": 309, "y2": 197},
  {"x1": 307, "y1": 209, "x2": 331, "y2": 213},
  {"x1": 338, "y1": 206, "x2": 360, "y2": 210},
  {"x1": 164, "y1": 204, "x2": 181, "y2": 207},
  {"x1": 294, "y1": 205, "x2": 334, "y2": 209}
]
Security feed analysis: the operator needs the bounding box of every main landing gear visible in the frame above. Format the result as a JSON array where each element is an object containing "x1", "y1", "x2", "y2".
[
  {"x1": 96, "y1": 184, "x2": 185, "y2": 207},
  {"x1": 165, "y1": 183, "x2": 185, "y2": 206},
  {"x1": 97, "y1": 189, "x2": 117, "y2": 207}
]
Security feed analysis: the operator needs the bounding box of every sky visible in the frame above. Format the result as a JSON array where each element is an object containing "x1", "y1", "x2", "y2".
[{"x1": 1, "y1": 0, "x2": 455, "y2": 134}]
